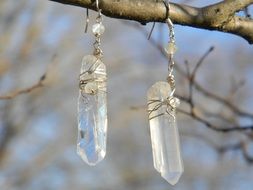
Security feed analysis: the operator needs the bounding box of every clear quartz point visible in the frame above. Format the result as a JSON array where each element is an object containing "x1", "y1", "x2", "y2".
[
  {"x1": 77, "y1": 55, "x2": 107, "y2": 166},
  {"x1": 147, "y1": 81, "x2": 183, "y2": 185}
]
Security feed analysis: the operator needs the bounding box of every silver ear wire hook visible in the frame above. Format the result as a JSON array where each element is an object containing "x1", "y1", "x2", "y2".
[
  {"x1": 166, "y1": 17, "x2": 175, "y2": 44},
  {"x1": 165, "y1": 0, "x2": 170, "y2": 11},
  {"x1": 95, "y1": 0, "x2": 102, "y2": 22},
  {"x1": 162, "y1": 0, "x2": 177, "y2": 91},
  {"x1": 148, "y1": 0, "x2": 170, "y2": 40},
  {"x1": 96, "y1": 0, "x2": 100, "y2": 11},
  {"x1": 148, "y1": 22, "x2": 156, "y2": 40},
  {"x1": 92, "y1": 0, "x2": 104, "y2": 57},
  {"x1": 84, "y1": 8, "x2": 89, "y2": 33},
  {"x1": 148, "y1": 0, "x2": 159, "y2": 40}
]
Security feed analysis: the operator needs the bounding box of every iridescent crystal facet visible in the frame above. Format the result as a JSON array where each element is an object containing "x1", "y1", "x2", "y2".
[
  {"x1": 147, "y1": 81, "x2": 183, "y2": 185},
  {"x1": 77, "y1": 55, "x2": 107, "y2": 166}
]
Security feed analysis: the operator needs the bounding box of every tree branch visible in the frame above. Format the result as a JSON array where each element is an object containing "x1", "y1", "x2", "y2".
[
  {"x1": 0, "y1": 74, "x2": 46, "y2": 100},
  {"x1": 177, "y1": 107, "x2": 253, "y2": 133},
  {"x1": 49, "y1": 0, "x2": 253, "y2": 44},
  {"x1": 0, "y1": 54, "x2": 57, "y2": 100}
]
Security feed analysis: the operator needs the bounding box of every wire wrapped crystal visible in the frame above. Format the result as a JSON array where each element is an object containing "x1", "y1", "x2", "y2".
[
  {"x1": 77, "y1": 55, "x2": 107, "y2": 165},
  {"x1": 147, "y1": 81, "x2": 183, "y2": 185}
]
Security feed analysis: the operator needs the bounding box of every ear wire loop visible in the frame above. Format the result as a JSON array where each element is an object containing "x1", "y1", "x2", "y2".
[
  {"x1": 148, "y1": 0, "x2": 170, "y2": 40},
  {"x1": 84, "y1": 8, "x2": 89, "y2": 33}
]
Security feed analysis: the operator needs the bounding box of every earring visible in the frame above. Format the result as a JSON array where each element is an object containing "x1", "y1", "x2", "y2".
[
  {"x1": 147, "y1": 2, "x2": 183, "y2": 185},
  {"x1": 77, "y1": 0, "x2": 107, "y2": 166}
]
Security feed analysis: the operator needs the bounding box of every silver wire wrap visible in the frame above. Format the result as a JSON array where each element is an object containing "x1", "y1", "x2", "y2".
[
  {"x1": 166, "y1": 1, "x2": 176, "y2": 93},
  {"x1": 93, "y1": 0, "x2": 103, "y2": 57}
]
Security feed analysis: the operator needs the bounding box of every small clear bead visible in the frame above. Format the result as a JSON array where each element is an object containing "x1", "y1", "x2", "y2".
[
  {"x1": 92, "y1": 23, "x2": 105, "y2": 35},
  {"x1": 84, "y1": 82, "x2": 98, "y2": 94},
  {"x1": 165, "y1": 42, "x2": 177, "y2": 55},
  {"x1": 170, "y1": 97, "x2": 180, "y2": 108}
]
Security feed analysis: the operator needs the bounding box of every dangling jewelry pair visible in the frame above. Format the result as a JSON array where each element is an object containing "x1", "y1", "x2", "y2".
[{"x1": 76, "y1": 0, "x2": 183, "y2": 185}]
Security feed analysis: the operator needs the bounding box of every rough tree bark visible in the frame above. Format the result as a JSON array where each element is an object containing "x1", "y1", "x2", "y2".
[{"x1": 49, "y1": 0, "x2": 253, "y2": 44}]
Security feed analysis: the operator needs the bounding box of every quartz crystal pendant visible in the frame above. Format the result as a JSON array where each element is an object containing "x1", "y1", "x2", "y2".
[
  {"x1": 92, "y1": 23, "x2": 105, "y2": 36},
  {"x1": 147, "y1": 81, "x2": 183, "y2": 185},
  {"x1": 77, "y1": 55, "x2": 107, "y2": 166}
]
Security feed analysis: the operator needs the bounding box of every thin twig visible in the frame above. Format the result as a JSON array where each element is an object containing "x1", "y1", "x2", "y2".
[
  {"x1": 188, "y1": 46, "x2": 214, "y2": 115},
  {"x1": 0, "y1": 54, "x2": 56, "y2": 100},
  {"x1": 191, "y1": 46, "x2": 214, "y2": 80},
  {"x1": 177, "y1": 108, "x2": 253, "y2": 132},
  {"x1": 0, "y1": 75, "x2": 46, "y2": 100}
]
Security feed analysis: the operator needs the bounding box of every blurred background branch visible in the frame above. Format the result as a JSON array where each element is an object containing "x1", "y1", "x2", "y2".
[{"x1": 0, "y1": 74, "x2": 46, "y2": 100}]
